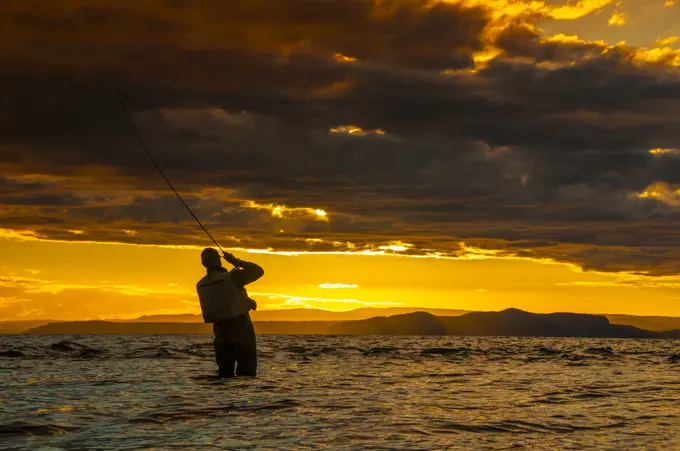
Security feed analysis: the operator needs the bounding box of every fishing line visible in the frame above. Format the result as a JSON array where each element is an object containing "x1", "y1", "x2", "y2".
[{"x1": 115, "y1": 71, "x2": 227, "y2": 256}]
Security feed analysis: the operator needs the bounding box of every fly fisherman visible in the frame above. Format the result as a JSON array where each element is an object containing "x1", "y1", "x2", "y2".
[{"x1": 196, "y1": 248, "x2": 264, "y2": 377}]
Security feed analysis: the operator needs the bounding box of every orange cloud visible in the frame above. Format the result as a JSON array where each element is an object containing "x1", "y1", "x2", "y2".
[
  {"x1": 542, "y1": 33, "x2": 608, "y2": 46},
  {"x1": 632, "y1": 182, "x2": 680, "y2": 206},
  {"x1": 250, "y1": 291, "x2": 404, "y2": 311},
  {"x1": 449, "y1": 0, "x2": 614, "y2": 21},
  {"x1": 608, "y1": 11, "x2": 628, "y2": 27},
  {"x1": 440, "y1": 0, "x2": 615, "y2": 72},
  {"x1": 333, "y1": 53, "x2": 357, "y2": 63},
  {"x1": 242, "y1": 201, "x2": 329, "y2": 222},
  {"x1": 650, "y1": 148, "x2": 680, "y2": 155},
  {"x1": 655, "y1": 37, "x2": 680, "y2": 47},
  {"x1": 0, "y1": 274, "x2": 194, "y2": 297},
  {"x1": 540, "y1": 33, "x2": 680, "y2": 68},
  {"x1": 630, "y1": 46, "x2": 680, "y2": 67},
  {"x1": 329, "y1": 125, "x2": 386, "y2": 136},
  {"x1": 545, "y1": 0, "x2": 614, "y2": 20},
  {"x1": 318, "y1": 283, "x2": 359, "y2": 289},
  {"x1": 378, "y1": 241, "x2": 413, "y2": 252}
]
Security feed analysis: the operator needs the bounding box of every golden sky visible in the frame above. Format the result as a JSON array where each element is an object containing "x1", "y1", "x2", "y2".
[
  {"x1": 4, "y1": 233, "x2": 680, "y2": 319},
  {"x1": 2, "y1": 0, "x2": 680, "y2": 320}
]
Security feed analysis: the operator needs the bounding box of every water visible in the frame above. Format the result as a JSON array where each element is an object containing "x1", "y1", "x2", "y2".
[{"x1": 1, "y1": 335, "x2": 679, "y2": 450}]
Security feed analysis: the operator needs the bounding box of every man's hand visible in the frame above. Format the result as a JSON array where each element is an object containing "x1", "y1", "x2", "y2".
[{"x1": 222, "y1": 252, "x2": 244, "y2": 267}]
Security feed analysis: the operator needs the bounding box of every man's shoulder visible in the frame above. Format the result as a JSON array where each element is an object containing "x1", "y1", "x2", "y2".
[
  {"x1": 197, "y1": 271, "x2": 229, "y2": 286},
  {"x1": 196, "y1": 274, "x2": 209, "y2": 288}
]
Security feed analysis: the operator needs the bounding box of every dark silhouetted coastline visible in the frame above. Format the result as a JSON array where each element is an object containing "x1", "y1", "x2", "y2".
[{"x1": 18, "y1": 309, "x2": 680, "y2": 338}]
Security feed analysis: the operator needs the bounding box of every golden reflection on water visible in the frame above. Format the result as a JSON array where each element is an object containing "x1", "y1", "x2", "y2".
[{"x1": 35, "y1": 406, "x2": 76, "y2": 413}]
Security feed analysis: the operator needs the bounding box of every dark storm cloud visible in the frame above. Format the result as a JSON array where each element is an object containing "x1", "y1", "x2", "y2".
[
  {"x1": 0, "y1": 0, "x2": 487, "y2": 70},
  {"x1": 2, "y1": 0, "x2": 680, "y2": 275},
  {"x1": 496, "y1": 23, "x2": 605, "y2": 62}
]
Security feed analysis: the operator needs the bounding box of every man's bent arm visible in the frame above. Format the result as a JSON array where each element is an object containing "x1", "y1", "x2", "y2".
[{"x1": 230, "y1": 260, "x2": 264, "y2": 287}]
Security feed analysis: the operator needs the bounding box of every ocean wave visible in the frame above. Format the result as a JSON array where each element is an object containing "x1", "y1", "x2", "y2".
[
  {"x1": 360, "y1": 346, "x2": 401, "y2": 356},
  {"x1": 127, "y1": 399, "x2": 303, "y2": 425},
  {"x1": 0, "y1": 349, "x2": 24, "y2": 357},
  {"x1": 125, "y1": 345, "x2": 194, "y2": 359},
  {"x1": 420, "y1": 346, "x2": 472, "y2": 356},
  {"x1": 583, "y1": 346, "x2": 616, "y2": 355},
  {"x1": 0, "y1": 421, "x2": 80, "y2": 437},
  {"x1": 427, "y1": 419, "x2": 627, "y2": 434},
  {"x1": 0, "y1": 338, "x2": 677, "y2": 369},
  {"x1": 49, "y1": 340, "x2": 105, "y2": 358}
]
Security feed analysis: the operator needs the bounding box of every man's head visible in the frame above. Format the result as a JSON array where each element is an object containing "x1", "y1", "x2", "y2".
[{"x1": 201, "y1": 247, "x2": 222, "y2": 269}]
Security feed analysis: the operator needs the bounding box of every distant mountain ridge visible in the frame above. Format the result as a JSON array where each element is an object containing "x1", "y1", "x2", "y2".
[
  {"x1": 103, "y1": 309, "x2": 680, "y2": 331},
  {"x1": 24, "y1": 321, "x2": 340, "y2": 335},
  {"x1": 113, "y1": 307, "x2": 470, "y2": 323},
  {"x1": 1, "y1": 307, "x2": 469, "y2": 333},
  {"x1": 0, "y1": 320, "x2": 54, "y2": 334},
  {"x1": 22, "y1": 309, "x2": 680, "y2": 338},
  {"x1": 602, "y1": 314, "x2": 680, "y2": 333},
  {"x1": 328, "y1": 309, "x2": 680, "y2": 338}
]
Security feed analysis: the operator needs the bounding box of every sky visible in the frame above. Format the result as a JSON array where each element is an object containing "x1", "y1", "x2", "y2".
[{"x1": 2, "y1": 0, "x2": 680, "y2": 320}]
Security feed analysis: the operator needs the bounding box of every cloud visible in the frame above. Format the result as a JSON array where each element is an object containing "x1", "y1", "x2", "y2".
[
  {"x1": 0, "y1": 274, "x2": 194, "y2": 297},
  {"x1": 650, "y1": 148, "x2": 680, "y2": 156},
  {"x1": 558, "y1": 273, "x2": 680, "y2": 288},
  {"x1": 329, "y1": 125, "x2": 387, "y2": 137},
  {"x1": 608, "y1": 11, "x2": 628, "y2": 27},
  {"x1": 2, "y1": 0, "x2": 680, "y2": 277},
  {"x1": 0, "y1": 274, "x2": 199, "y2": 320},
  {"x1": 0, "y1": 296, "x2": 30, "y2": 308},
  {"x1": 656, "y1": 37, "x2": 680, "y2": 47},
  {"x1": 318, "y1": 283, "x2": 360, "y2": 289},
  {"x1": 243, "y1": 201, "x2": 329, "y2": 222},
  {"x1": 250, "y1": 291, "x2": 404, "y2": 311}
]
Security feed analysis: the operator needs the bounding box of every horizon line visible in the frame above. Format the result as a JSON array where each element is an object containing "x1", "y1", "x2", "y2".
[{"x1": 5, "y1": 306, "x2": 680, "y2": 323}]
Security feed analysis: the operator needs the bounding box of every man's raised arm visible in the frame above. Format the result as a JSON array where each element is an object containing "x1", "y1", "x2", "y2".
[{"x1": 223, "y1": 253, "x2": 264, "y2": 286}]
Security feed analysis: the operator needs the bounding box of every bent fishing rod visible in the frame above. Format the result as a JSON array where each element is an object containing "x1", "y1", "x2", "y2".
[{"x1": 115, "y1": 72, "x2": 239, "y2": 266}]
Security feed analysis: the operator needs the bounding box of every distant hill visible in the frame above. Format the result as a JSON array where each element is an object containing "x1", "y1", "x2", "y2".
[
  {"x1": 24, "y1": 309, "x2": 680, "y2": 338},
  {"x1": 109, "y1": 307, "x2": 470, "y2": 323},
  {"x1": 26, "y1": 321, "x2": 213, "y2": 335},
  {"x1": 328, "y1": 309, "x2": 680, "y2": 338},
  {"x1": 113, "y1": 314, "x2": 203, "y2": 323},
  {"x1": 1, "y1": 308, "x2": 469, "y2": 333},
  {"x1": 0, "y1": 320, "x2": 54, "y2": 334},
  {"x1": 604, "y1": 314, "x2": 680, "y2": 332},
  {"x1": 7, "y1": 307, "x2": 680, "y2": 336},
  {"x1": 26, "y1": 320, "x2": 339, "y2": 335},
  {"x1": 69, "y1": 309, "x2": 680, "y2": 329}
]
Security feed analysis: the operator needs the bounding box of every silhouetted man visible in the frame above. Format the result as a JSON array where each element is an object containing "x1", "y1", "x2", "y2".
[{"x1": 197, "y1": 248, "x2": 264, "y2": 377}]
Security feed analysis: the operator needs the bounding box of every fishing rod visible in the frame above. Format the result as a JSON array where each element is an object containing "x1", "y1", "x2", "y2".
[{"x1": 115, "y1": 71, "x2": 238, "y2": 264}]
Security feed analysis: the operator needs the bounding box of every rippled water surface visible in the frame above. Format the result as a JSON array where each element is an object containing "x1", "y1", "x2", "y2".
[{"x1": 1, "y1": 335, "x2": 679, "y2": 450}]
